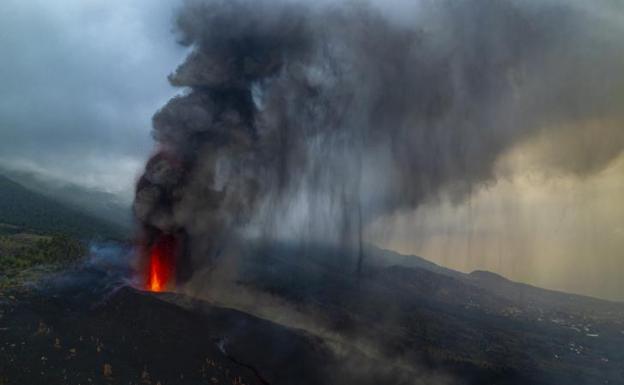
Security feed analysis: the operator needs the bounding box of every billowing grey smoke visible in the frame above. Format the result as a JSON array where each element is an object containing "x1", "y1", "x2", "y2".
[{"x1": 134, "y1": 0, "x2": 624, "y2": 275}]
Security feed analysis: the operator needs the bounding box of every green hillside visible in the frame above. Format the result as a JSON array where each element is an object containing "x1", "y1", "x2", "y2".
[{"x1": 0, "y1": 174, "x2": 126, "y2": 239}]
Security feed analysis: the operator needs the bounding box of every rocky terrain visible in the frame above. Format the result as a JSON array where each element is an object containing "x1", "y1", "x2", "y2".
[{"x1": 1, "y1": 242, "x2": 623, "y2": 385}]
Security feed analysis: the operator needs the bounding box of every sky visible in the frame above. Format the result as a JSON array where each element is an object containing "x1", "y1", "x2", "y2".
[
  {"x1": 0, "y1": 0, "x2": 186, "y2": 197},
  {"x1": 0, "y1": 0, "x2": 622, "y2": 301},
  {"x1": 371, "y1": 142, "x2": 624, "y2": 301}
]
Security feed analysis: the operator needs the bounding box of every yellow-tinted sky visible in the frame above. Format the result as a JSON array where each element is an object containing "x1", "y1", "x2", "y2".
[{"x1": 371, "y1": 122, "x2": 624, "y2": 301}]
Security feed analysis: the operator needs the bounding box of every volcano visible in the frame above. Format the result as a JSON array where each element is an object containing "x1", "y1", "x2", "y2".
[{"x1": 2, "y1": 242, "x2": 623, "y2": 385}]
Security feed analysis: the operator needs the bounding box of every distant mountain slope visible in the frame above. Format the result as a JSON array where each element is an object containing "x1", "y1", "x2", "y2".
[
  {"x1": 365, "y1": 245, "x2": 464, "y2": 278},
  {"x1": 0, "y1": 175, "x2": 125, "y2": 239},
  {"x1": 467, "y1": 270, "x2": 623, "y2": 314},
  {"x1": 367, "y1": 247, "x2": 623, "y2": 311},
  {"x1": 194, "y1": 241, "x2": 624, "y2": 384},
  {"x1": 0, "y1": 168, "x2": 132, "y2": 230}
]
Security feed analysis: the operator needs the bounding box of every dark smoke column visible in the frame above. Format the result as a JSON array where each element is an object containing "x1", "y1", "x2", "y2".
[
  {"x1": 133, "y1": 1, "x2": 312, "y2": 285},
  {"x1": 133, "y1": 0, "x2": 624, "y2": 288}
]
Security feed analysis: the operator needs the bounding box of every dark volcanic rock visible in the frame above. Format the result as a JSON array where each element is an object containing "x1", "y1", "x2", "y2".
[
  {"x1": 2, "y1": 243, "x2": 623, "y2": 385},
  {"x1": 0, "y1": 284, "x2": 419, "y2": 385},
  {"x1": 0, "y1": 287, "x2": 266, "y2": 385}
]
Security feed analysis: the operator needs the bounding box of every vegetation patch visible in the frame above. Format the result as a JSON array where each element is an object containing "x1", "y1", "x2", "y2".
[{"x1": 0, "y1": 232, "x2": 87, "y2": 289}]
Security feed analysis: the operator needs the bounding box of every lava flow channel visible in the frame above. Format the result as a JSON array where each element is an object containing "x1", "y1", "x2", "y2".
[{"x1": 145, "y1": 234, "x2": 177, "y2": 292}]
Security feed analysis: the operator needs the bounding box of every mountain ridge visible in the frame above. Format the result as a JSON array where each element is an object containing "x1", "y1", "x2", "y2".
[
  {"x1": 372, "y1": 246, "x2": 624, "y2": 306},
  {"x1": 0, "y1": 167, "x2": 132, "y2": 230},
  {"x1": 0, "y1": 174, "x2": 126, "y2": 239}
]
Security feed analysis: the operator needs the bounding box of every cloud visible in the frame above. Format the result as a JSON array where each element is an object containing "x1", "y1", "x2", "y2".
[
  {"x1": 123, "y1": 0, "x2": 624, "y2": 298},
  {"x1": 0, "y1": 0, "x2": 186, "y2": 193}
]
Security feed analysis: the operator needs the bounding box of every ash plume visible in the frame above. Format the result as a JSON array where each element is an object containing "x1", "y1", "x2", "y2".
[{"x1": 134, "y1": 0, "x2": 624, "y2": 276}]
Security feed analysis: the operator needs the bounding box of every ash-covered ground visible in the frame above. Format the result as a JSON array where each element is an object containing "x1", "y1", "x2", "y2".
[{"x1": 1, "y1": 242, "x2": 623, "y2": 385}]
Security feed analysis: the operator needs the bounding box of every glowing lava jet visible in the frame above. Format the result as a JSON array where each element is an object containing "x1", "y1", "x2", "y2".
[
  {"x1": 144, "y1": 234, "x2": 177, "y2": 292},
  {"x1": 133, "y1": 151, "x2": 192, "y2": 293}
]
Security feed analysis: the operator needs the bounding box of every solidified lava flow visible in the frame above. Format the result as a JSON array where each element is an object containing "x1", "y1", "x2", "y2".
[{"x1": 145, "y1": 234, "x2": 177, "y2": 292}]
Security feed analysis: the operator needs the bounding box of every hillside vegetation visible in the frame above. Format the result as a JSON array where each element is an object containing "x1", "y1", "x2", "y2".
[
  {"x1": 0, "y1": 175, "x2": 125, "y2": 240},
  {"x1": 0, "y1": 233, "x2": 87, "y2": 289}
]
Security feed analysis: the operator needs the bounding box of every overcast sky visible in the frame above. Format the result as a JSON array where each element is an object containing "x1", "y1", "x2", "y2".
[
  {"x1": 0, "y1": 0, "x2": 186, "y2": 196},
  {"x1": 1, "y1": 0, "x2": 623, "y2": 301},
  {"x1": 0, "y1": 0, "x2": 426, "y2": 197}
]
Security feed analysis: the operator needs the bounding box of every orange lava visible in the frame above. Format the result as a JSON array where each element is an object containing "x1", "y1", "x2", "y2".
[{"x1": 145, "y1": 234, "x2": 176, "y2": 292}]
